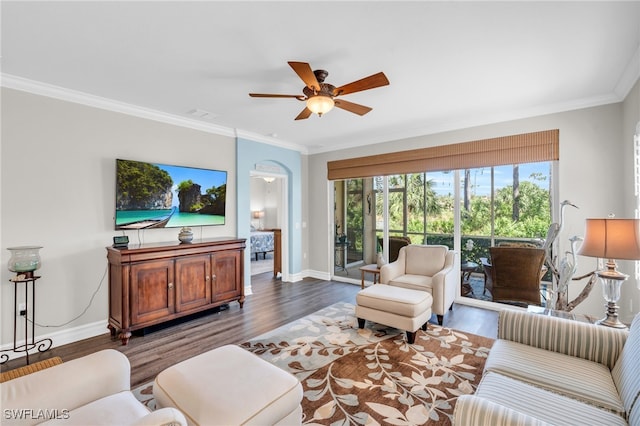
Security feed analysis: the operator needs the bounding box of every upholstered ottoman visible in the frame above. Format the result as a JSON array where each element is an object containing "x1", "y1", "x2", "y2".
[
  {"x1": 153, "y1": 345, "x2": 303, "y2": 425},
  {"x1": 356, "y1": 284, "x2": 433, "y2": 344}
]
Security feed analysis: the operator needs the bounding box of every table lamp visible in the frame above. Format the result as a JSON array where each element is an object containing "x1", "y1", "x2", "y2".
[
  {"x1": 577, "y1": 218, "x2": 640, "y2": 328},
  {"x1": 252, "y1": 210, "x2": 265, "y2": 229}
]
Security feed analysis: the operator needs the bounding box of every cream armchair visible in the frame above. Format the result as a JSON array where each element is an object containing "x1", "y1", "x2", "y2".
[
  {"x1": 380, "y1": 244, "x2": 457, "y2": 325},
  {"x1": 1, "y1": 349, "x2": 187, "y2": 426}
]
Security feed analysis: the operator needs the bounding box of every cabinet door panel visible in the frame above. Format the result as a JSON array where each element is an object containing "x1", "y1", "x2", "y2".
[
  {"x1": 175, "y1": 254, "x2": 211, "y2": 312},
  {"x1": 212, "y1": 250, "x2": 241, "y2": 301},
  {"x1": 130, "y1": 259, "x2": 174, "y2": 324}
]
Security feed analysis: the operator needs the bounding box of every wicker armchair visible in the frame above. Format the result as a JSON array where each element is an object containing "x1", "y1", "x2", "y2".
[
  {"x1": 377, "y1": 236, "x2": 412, "y2": 263},
  {"x1": 488, "y1": 246, "x2": 546, "y2": 307}
]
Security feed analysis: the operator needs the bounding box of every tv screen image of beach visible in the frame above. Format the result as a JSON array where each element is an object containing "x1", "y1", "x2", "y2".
[{"x1": 115, "y1": 159, "x2": 227, "y2": 230}]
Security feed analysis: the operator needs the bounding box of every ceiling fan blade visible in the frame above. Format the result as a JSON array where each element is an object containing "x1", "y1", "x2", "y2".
[
  {"x1": 333, "y1": 72, "x2": 390, "y2": 96},
  {"x1": 334, "y1": 99, "x2": 372, "y2": 116},
  {"x1": 294, "y1": 107, "x2": 313, "y2": 120},
  {"x1": 249, "y1": 93, "x2": 304, "y2": 99},
  {"x1": 288, "y1": 61, "x2": 321, "y2": 92}
]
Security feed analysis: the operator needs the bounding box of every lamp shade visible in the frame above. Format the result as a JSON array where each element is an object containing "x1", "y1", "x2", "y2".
[
  {"x1": 577, "y1": 218, "x2": 640, "y2": 260},
  {"x1": 306, "y1": 95, "x2": 334, "y2": 115}
]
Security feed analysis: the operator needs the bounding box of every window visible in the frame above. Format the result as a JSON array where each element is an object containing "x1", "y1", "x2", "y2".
[
  {"x1": 459, "y1": 163, "x2": 552, "y2": 285},
  {"x1": 330, "y1": 130, "x2": 559, "y2": 297}
]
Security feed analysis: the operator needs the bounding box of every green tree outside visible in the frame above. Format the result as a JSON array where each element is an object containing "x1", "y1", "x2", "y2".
[{"x1": 366, "y1": 164, "x2": 551, "y2": 260}]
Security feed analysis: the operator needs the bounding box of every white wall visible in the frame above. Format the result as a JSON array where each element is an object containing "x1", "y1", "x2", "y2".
[
  {"x1": 1, "y1": 88, "x2": 237, "y2": 349},
  {"x1": 249, "y1": 177, "x2": 281, "y2": 230},
  {"x1": 308, "y1": 99, "x2": 640, "y2": 322}
]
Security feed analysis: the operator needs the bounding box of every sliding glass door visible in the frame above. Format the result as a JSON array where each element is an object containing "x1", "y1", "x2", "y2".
[
  {"x1": 334, "y1": 179, "x2": 368, "y2": 277},
  {"x1": 332, "y1": 161, "x2": 555, "y2": 307},
  {"x1": 345, "y1": 179, "x2": 364, "y2": 266}
]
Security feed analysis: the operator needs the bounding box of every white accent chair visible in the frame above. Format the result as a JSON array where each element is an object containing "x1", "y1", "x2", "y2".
[
  {"x1": 380, "y1": 244, "x2": 457, "y2": 325},
  {"x1": 1, "y1": 349, "x2": 187, "y2": 426}
]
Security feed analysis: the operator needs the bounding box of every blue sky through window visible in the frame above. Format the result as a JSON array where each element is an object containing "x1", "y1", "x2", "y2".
[{"x1": 428, "y1": 162, "x2": 549, "y2": 196}]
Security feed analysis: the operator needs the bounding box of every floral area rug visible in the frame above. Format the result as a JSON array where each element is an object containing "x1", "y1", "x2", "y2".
[
  {"x1": 241, "y1": 301, "x2": 493, "y2": 425},
  {"x1": 133, "y1": 301, "x2": 494, "y2": 425}
]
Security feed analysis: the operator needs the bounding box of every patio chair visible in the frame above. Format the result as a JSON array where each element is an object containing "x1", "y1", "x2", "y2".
[{"x1": 488, "y1": 246, "x2": 546, "y2": 307}]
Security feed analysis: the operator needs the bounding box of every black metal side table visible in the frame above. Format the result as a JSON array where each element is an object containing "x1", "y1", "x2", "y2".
[{"x1": 1, "y1": 275, "x2": 52, "y2": 365}]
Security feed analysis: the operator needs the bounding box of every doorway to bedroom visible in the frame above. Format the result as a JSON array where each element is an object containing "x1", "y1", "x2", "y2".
[{"x1": 250, "y1": 175, "x2": 283, "y2": 277}]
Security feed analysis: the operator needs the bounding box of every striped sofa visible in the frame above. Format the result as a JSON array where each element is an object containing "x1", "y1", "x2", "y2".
[{"x1": 454, "y1": 310, "x2": 640, "y2": 426}]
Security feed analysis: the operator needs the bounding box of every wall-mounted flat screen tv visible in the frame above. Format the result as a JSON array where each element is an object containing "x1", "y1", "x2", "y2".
[{"x1": 115, "y1": 159, "x2": 227, "y2": 230}]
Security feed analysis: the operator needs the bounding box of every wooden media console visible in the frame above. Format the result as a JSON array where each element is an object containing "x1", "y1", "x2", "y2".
[{"x1": 107, "y1": 237, "x2": 245, "y2": 345}]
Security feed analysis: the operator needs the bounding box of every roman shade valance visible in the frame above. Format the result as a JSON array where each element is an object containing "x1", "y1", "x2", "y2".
[{"x1": 327, "y1": 129, "x2": 559, "y2": 180}]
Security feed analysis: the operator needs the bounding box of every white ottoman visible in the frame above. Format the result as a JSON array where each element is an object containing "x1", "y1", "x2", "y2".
[
  {"x1": 153, "y1": 345, "x2": 303, "y2": 425},
  {"x1": 356, "y1": 284, "x2": 433, "y2": 344}
]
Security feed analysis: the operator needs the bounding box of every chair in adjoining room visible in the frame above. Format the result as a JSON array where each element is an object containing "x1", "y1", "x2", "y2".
[
  {"x1": 488, "y1": 246, "x2": 546, "y2": 307},
  {"x1": 380, "y1": 244, "x2": 458, "y2": 325},
  {"x1": 378, "y1": 236, "x2": 412, "y2": 263}
]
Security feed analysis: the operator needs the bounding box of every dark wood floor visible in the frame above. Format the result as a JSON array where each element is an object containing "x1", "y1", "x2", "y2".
[{"x1": 2, "y1": 274, "x2": 498, "y2": 387}]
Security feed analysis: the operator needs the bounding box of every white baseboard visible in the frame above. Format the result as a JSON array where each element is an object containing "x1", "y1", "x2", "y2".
[
  {"x1": 303, "y1": 269, "x2": 331, "y2": 281},
  {"x1": 1, "y1": 270, "x2": 358, "y2": 362},
  {"x1": 1, "y1": 320, "x2": 109, "y2": 362},
  {"x1": 287, "y1": 271, "x2": 305, "y2": 282}
]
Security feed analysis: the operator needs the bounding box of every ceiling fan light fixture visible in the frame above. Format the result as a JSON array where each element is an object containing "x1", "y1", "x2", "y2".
[
  {"x1": 306, "y1": 95, "x2": 334, "y2": 116},
  {"x1": 250, "y1": 61, "x2": 388, "y2": 120}
]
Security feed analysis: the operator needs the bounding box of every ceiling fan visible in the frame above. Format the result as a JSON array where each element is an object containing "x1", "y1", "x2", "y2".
[{"x1": 249, "y1": 61, "x2": 390, "y2": 120}]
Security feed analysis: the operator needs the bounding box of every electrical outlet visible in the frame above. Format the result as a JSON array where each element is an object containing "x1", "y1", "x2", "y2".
[{"x1": 18, "y1": 303, "x2": 26, "y2": 316}]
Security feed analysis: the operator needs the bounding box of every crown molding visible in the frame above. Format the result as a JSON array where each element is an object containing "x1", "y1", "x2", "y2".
[
  {"x1": 1, "y1": 73, "x2": 309, "y2": 154},
  {"x1": 3, "y1": 71, "x2": 633, "y2": 158},
  {"x1": 235, "y1": 129, "x2": 308, "y2": 154},
  {"x1": 1, "y1": 74, "x2": 238, "y2": 137},
  {"x1": 307, "y1": 92, "x2": 623, "y2": 155},
  {"x1": 615, "y1": 43, "x2": 640, "y2": 100}
]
